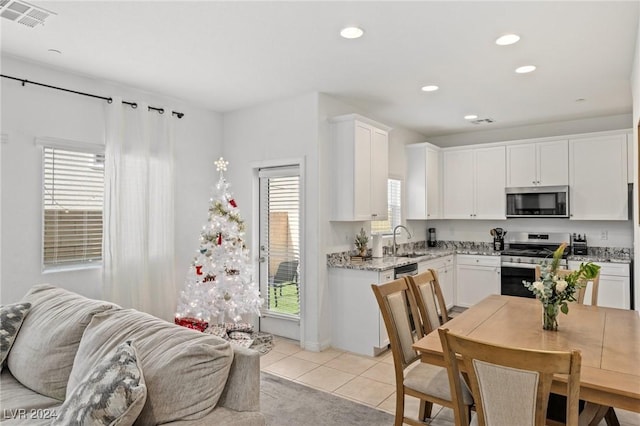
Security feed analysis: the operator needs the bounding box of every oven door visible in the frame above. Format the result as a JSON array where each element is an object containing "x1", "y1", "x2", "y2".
[{"x1": 500, "y1": 262, "x2": 537, "y2": 298}]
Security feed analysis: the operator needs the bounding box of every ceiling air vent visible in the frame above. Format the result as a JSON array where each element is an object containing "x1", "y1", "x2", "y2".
[
  {"x1": 470, "y1": 118, "x2": 495, "y2": 125},
  {"x1": 0, "y1": 0, "x2": 56, "y2": 28}
]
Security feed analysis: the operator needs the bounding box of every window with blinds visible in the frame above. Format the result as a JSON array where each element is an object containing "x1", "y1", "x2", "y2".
[
  {"x1": 371, "y1": 178, "x2": 401, "y2": 234},
  {"x1": 43, "y1": 146, "x2": 104, "y2": 268},
  {"x1": 259, "y1": 166, "x2": 301, "y2": 316}
]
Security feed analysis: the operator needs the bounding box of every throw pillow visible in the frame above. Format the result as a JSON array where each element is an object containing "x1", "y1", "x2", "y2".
[
  {"x1": 53, "y1": 341, "x2": 146, "y2": 426},
  {"x1": 0, "y1": 302, "x2": 32, "y2": 371}
]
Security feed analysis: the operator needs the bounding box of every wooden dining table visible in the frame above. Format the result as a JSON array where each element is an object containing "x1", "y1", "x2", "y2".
[{"x1": 412, "y1": 295, "x2": 640, "y2": 413}]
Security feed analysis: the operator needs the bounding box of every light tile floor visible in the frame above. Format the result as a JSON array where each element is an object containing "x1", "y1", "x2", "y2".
[{"x1": 261, "y1": 336, "x2": 640, "y2": 426}]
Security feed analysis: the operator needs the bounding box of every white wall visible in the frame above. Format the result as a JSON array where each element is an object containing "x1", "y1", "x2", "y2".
[
  {"x1": 412, "y1": 219, "x2": 633, "y2": 248},
  {"x1": 0, "y1": 56, "x2": 222, "y2": 305},
  {"x1": 426, "y1": 114, "x2": 632, "y2": 147},
  {"x1": 222, "y1": 92, "x2": 323, "y2": 348},
  {"x1": 631, "y1": 16, "x2": 640, "y2": 311}
]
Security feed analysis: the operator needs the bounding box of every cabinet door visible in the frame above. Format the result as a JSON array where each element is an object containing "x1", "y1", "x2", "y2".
[
  {"x1": 439, "y1": 262, "x2": 455, "y2": 309},
  {"x1": 475, "y1": 146, "x2": 506, "y2": 219},
  {"x1": 597, "y1": 275, "x2": 630, "y2": 310},
  {"x1": 456, "y1": 265, "x2": 501, "y2": 308},
  {"x1": 443, "y1": 150, "x2": 474, "y2": 218},
  {"x1": 353, "y1": 123, "x2": 373, "y2": 220},
  {"x1": 506, "y1": 143, "x2": 536, "y2": 187},
  {"x1": 569, "y1": 134, "x2": 628, "y2": 220},
  {"x1": 537, "y1": 140, "x2": 568, "y2": 186},
  {"x1": 406, "y1": 146, "x2": 427, "y2": 219},
  {"x1": 377, "y1": 270, "x2": 394, "y2": 347},
  {"x1": 370, "y1": 128, "x2": 389, "y2": 220},
  {"x1": 426, "y1": 148, "x2": 441, "y2": 218}
]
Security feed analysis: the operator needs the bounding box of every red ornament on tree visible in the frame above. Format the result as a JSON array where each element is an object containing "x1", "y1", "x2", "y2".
[
  {"x1": 217, "y1": 233, "x2": 222, "y2": 245},
  {"x1": 195, "y1": 265, "x2": 203, "y2": 275},
  {"x1": 229, "y1": 198, "x2": 237, "y2": 208}
]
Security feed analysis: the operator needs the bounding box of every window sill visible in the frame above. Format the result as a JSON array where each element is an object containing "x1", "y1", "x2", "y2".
[{"x1": 43, "y1": 262, "x2": 102, "y2": 274}]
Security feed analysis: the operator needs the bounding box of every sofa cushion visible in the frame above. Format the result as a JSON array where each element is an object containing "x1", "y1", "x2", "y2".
[
  {"x1": 7, "y1": 284, "x2": 118, "y2": 400},
  {"x1": 0, "y1": 302, "x2": 31, "y2": 371},
  {"x1": 0, "y1": 369, "x2": 61, "y2": 422},
  {"x1": 54, "y1": 341, "x2": 146, "y2": 426},
  {"x1": 68, "y1": 309, "x2": 234, "y2": 425}
]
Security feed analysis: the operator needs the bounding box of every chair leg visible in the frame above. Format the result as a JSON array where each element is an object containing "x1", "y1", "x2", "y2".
[
  {"x1": 604, "y1": 407, "x2": 620, "y2": 426},
  {"x1": 273, "y1": 286, "x2": 278, "y2": 307},
  {"x1": 418, "y1": 400, "x2": 432, "y2": 421},
  {"x1": 394, "y1": 391, "x2": 405, "y2": 426}
]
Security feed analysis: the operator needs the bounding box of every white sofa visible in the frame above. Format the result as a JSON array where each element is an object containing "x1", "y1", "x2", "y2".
[{"x1": 1, "y1": 284, "x2": 265, "y2": 425}]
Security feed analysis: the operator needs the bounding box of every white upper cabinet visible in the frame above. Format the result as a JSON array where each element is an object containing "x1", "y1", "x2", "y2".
[
  {"x1": 443, "y1": 146, "x2": 506, "y2": 219},
  {"x1": 506, "y1": 140, "x2": 568, "y2": 187},
  {"x1": 330, "y1": 114, "x2": 391, "y2": 221},
  {"x1": 569, "y1": 133, "x2": 628, "y2": 220},
  {"x1": 406, "y1": 143, "x2": 441, "y2": 219}
]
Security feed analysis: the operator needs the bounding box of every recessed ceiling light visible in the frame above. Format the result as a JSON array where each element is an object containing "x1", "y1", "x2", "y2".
[
  {"x1": 496, "y1": 34, "x2": 520, "y2": 46},
  {"x1": 515, "y1": 65, "x2": 536, "y2": 74},
  {"x1": 421, "y1": 85, "x2": 439, "y2": 92},
  {"x1": 464, "y1": 114, "x2": 478, "y2": 120},
  {"x1": 340, "y1": 26, "x2": 364, "y2": 39}
]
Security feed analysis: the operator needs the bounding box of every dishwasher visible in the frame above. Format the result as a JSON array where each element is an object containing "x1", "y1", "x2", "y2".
[{"x1": 394, "y1": 262, "x2": 418, "y2": 279}]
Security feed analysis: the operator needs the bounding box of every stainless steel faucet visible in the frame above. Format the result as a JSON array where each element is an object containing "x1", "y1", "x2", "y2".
[{"x1": 392, "y1": 225, "x2": 412, "y2": 256}]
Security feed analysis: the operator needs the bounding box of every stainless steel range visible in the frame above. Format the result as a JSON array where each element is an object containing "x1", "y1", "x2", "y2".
[{"x1": 500, "y1": 232, "x2": 570, "y2": 298}]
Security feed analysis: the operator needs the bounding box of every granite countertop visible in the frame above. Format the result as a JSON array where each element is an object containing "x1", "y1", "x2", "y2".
[
  {"x1": 328, "y1": 247, "x2": 501, "y2": 272},
  {"x1": 327, "y1": 242, "x2": 632, "y2": 271}
]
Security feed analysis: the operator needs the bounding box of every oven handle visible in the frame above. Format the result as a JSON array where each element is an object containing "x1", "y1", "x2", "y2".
[{"x1": 501, "y1": 262, "x2": 539, "y2": 269}]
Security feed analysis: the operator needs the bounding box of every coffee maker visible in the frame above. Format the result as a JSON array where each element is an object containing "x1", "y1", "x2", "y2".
[{"x1": 427, "y1": 228, "x2": 437, "y2": 247}]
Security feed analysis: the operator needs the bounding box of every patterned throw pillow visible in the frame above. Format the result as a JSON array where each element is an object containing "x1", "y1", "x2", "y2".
[
  {"x1": 53, "y1": 341, "x2": 147, "y2": 426},
  {"x1": 0, "y1": 302, "x2": 32, "y2": 370}
]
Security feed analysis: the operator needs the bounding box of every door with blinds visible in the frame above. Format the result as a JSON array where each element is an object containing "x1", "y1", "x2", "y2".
[{"x1": 258, "y1": 165, "x2": 301, "y2": 340}]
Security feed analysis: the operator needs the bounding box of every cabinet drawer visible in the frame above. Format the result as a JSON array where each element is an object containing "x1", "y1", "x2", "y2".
[
  {"x1": 457, "y1": 255, "x2": 500, "y2": 268},
  {"x1": 569, "y1": 261, "x2": 629, "y2": 277}
]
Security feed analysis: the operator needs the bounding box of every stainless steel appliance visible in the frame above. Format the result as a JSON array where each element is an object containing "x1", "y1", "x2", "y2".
[
  {"x1": 394, "y1": 262, "x2": 418, "y2": 279},
  {"x1": 500, "y1": 232, "x2": 570, "y2": 298},
  {"x1": 571, "y1": 233, "x2": 588, "y2": 255},
  {"x1": 506, "y1": 186, "x2": 569, "y2": 218}
]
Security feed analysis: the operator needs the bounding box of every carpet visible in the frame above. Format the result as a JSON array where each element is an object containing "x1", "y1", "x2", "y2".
[{"x1": 260, "y1": 372, "x2": 395, "y2": 425}]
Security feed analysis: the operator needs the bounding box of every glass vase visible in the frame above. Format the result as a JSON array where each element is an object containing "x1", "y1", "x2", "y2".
[{"x1": 542, "y1": 302, "x2": 559, "y2": 331}]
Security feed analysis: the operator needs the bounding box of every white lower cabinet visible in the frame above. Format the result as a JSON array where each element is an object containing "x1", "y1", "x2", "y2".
[
  {"x1": 418, "y1": 255, "x2": 455, "y2": 309},
  {"x1": 328, "y1": 268, "x2": 394, "y2": 356},
  {"x1": 455, "y1": 255, "x2": 501, "y2": 308},
  {"x1": 568, "y1": 261, "x2": 630, "y2": 309}
]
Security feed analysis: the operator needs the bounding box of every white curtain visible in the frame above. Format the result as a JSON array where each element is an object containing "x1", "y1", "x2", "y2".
[{"x1": 103, "y1": 98, "x2": 176, "y2": 321}]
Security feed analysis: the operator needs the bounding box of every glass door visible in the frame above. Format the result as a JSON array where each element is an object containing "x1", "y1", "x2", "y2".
[{"x1": 258, "y1": 165, "x2": 301, "y2": 340}]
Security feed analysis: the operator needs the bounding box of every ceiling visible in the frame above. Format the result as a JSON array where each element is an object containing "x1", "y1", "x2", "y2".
[{"x1": 1, "y1": 1, "x2": 639, "y2": 137}]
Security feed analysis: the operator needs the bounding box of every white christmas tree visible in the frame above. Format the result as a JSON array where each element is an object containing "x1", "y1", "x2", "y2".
[{"x1": 175, "y1": 157, "x2": 263, "y2": 328}]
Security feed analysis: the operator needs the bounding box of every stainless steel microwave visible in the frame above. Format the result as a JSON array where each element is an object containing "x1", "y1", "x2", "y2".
[{"x1": 506, "y1": 186, "x2": 569, "y2": 218}]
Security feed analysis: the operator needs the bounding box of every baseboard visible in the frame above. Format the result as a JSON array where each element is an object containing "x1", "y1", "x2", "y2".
[{"x1": 303, "y1": 338, "x2": 332, "y2": 352}]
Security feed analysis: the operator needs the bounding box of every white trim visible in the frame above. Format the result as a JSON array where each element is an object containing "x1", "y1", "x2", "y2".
[
  {"x1": 35, "y1": 136, "x2": 104, "y2": 153},
  {"x1": 252, "y1": 156, "x2": 306, "y2": 344},
  {"x1": 328, "y1": 113, "x2": 393, "y2": 132}
]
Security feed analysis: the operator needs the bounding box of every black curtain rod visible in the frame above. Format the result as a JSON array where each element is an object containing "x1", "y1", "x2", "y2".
[{"x1": 1, "y1": 74, "x2": 185, "y2": 119}]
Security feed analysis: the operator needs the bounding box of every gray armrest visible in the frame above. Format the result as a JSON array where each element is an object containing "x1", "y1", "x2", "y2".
[{"x1": 217, "y1": 345, "x2": 261, "y2": 412}]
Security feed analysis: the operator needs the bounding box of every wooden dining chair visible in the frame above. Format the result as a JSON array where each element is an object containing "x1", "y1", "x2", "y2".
[
  {"x1": 534, "y1": 265, "x2": 600, "y2": 305},
  {"x1": 371, "y1": 279, "x2": 472, "y2": 426},
  {"x1": 406, "y1": 269, "x2": 449, "y2": 335},
  {"x1": 438, "y1": 328, "x2": 582, "y2": 426}
]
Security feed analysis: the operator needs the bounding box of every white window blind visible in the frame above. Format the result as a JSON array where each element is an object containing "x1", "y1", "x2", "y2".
[
  {"x1": 43, "y1": 146, "x2": 104, "y2": 268},
  {"x1": 371, "y1": 178, "x2": 401, "y2": 234},
  {"x1": 259, "y1": 169, "x2": 301, "y2": 276}
]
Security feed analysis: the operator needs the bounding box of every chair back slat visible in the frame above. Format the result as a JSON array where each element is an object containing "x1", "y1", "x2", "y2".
[
  {"x1": 372, "y1": 278, "x2": 423, "y2": 371},
  {"x1": 407, "y1": 269, "x2": 449, "y2": 334}
]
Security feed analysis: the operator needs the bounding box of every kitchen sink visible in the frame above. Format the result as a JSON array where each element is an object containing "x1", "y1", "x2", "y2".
[{"x1": 396, "y1": 253, "x2": 425, "y2": 258}]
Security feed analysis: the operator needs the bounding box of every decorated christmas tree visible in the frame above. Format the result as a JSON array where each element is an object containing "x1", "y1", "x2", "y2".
[{"x1": 175, "y1": 157, "x2": 263, "y2": 331}]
